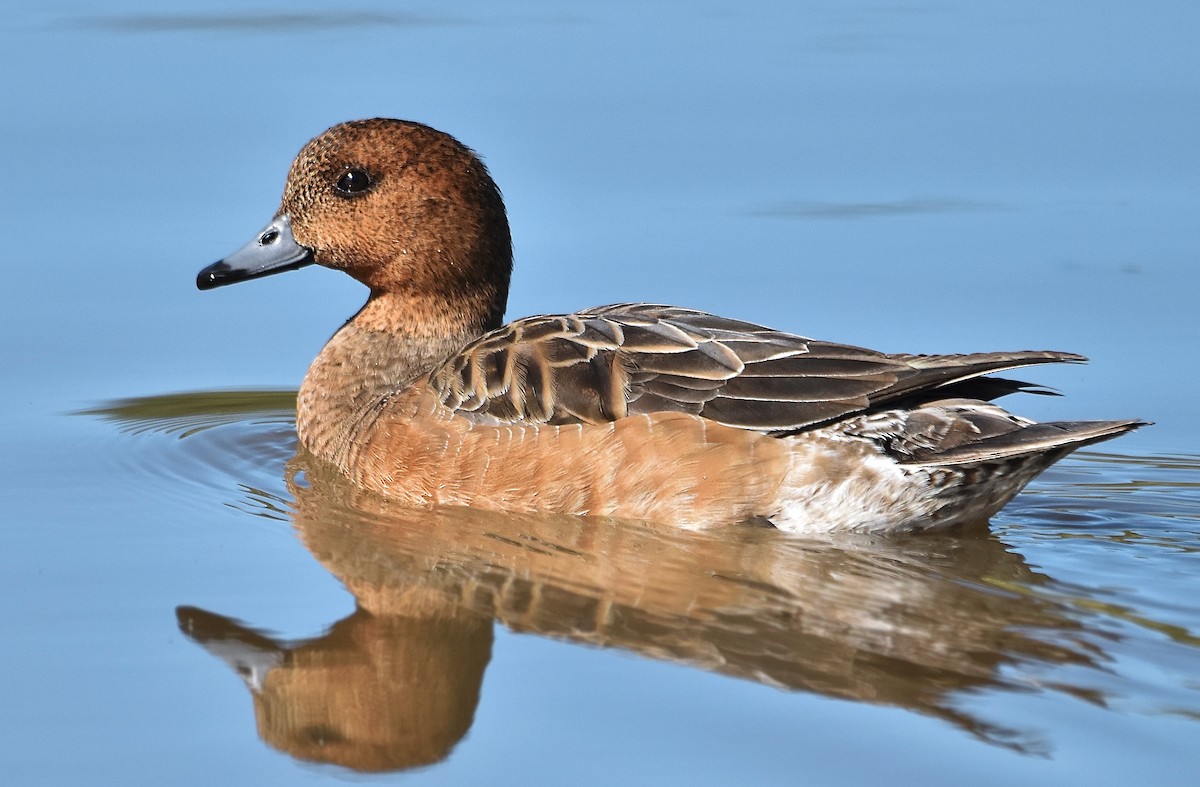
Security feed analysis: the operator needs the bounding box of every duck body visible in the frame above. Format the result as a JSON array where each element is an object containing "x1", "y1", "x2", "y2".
[{"x1": 198, "y1": 119, "x2": 1143, "y2": 534}]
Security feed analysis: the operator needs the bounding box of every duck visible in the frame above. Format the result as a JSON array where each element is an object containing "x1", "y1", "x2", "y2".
[{"x1": 197, "y1": 118, "x2": 1144, "y2": 533}]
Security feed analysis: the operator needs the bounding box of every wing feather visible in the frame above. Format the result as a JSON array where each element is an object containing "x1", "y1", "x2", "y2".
[{"x1": 429, "y1": 304, "x2": 1083, "y2": 434}]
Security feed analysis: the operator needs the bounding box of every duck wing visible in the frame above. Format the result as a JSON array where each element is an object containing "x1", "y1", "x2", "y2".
[{"x1": 429, "y1": 303, "x2": 1084, "y2": 434}]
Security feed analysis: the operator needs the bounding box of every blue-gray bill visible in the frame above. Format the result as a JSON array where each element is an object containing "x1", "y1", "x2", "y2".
[{"x1": 197, "y1": 214, "x2": 314, "y2": 290}]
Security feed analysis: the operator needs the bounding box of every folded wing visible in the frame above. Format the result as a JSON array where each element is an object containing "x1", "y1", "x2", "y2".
[{"x1": 429, "y1": 303, "x2": 1084, "y2": 434}]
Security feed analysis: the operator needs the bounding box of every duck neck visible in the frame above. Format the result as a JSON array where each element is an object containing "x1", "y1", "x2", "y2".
[{"x1": 296, "y1": 291, "x2": 491, "y2": 468}]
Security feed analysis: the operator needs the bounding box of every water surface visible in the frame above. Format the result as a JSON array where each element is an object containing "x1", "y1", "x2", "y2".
[{"x1": 2, "y1": 1, "x2": 1198, "y2": 784}]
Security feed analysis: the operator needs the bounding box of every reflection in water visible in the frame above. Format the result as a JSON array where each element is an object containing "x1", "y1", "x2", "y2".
[
  {"x1": 750, "y1": 197, "x2": 1010, "y2": 219},
  {"x1": 82, "y1": 390, "x2": 296, "y2": 437},
  {"x1": 89, "y1": 393, "x2": 1200, "y2": 773},
  {"x1": 67, "y1": 12, "x2": 462, "y2": 34}
]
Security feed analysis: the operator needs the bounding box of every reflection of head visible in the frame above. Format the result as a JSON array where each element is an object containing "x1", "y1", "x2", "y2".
[
  {"x1": 255, "y1": 608, "x2": 491, "y2": 771},
  {"x1": 182, "y1": 604, "x2": 492, "y2": 772}
]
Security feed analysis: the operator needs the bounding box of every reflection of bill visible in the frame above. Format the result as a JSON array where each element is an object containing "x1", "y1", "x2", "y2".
[{"x1": 175, "y1": 447, "x2": 1102, "y2": 771}]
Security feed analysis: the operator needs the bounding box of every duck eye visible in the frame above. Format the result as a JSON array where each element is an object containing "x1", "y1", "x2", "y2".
[{"x1": 335, "y1": 169, "x2": 372, "y2": 195}]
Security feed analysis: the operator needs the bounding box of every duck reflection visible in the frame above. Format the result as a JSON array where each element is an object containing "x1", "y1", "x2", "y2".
[
  {"x1": 88, "y1": 393, "x2": 1105, "y2": 772},
  {"x1": 179, "y1": 448, "x2": 1099, "y2": 770}
]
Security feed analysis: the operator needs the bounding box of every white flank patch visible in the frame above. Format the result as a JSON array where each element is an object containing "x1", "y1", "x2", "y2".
[{"x1": 769, "y1": 434, "x2": 939, "y2": 534}]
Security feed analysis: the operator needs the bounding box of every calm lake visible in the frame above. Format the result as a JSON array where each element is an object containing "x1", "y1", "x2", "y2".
[{"x1": 3, "y1": 1, "x2": 1198, "y2": 784}]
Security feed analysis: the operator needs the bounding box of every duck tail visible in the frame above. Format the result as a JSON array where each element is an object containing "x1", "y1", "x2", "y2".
[{"x1": 899, "y1": 418, "x2": 1149, "y2": 468}]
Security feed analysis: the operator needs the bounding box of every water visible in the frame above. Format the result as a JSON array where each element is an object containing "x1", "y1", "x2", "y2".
[{"x1": 2, "y1": 1, "x2": 1198, "y2": 784}]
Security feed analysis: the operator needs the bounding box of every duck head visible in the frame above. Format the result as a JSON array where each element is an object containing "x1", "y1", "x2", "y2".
[{"x1": 198, "y1": 119, "x2": 513, "y2": 332}]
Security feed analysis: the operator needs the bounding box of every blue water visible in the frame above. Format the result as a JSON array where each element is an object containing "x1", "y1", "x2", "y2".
[{"x1": 2, "y1": 1, "x2": 1198, "y2": 784}]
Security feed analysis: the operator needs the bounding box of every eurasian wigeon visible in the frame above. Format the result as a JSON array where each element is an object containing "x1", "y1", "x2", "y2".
[{"x1": 197, "y1": 118, "x2": 1143, "y2": 533}]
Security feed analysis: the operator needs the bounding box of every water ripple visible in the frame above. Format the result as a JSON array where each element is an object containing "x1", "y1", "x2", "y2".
[{"x1": 81, "y1": 390, "x2": 298, "y2": 512}]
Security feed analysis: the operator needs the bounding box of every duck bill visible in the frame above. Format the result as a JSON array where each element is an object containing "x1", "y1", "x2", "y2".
[{"x1": 197, "y1": 214, "x2": 314, "y2": 290}]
